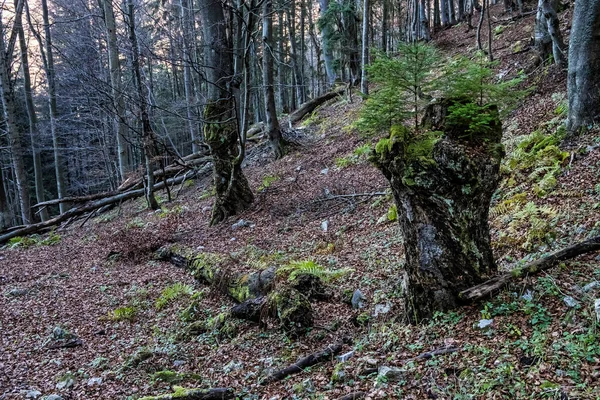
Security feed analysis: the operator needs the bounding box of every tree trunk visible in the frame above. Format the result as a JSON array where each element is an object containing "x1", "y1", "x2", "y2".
[
  {"x1": 319, "y1": 0, "x2": 337, "y2": 85},
  {"x1": 181, "y1": 0, "x2": 199, "y2": 154},
  {"x1": 361, "y1": 0, "x2": 369, "y2": 94},
  {"x1": 17, "y1": 0, "x2": 47, "y2": 222},
  {"x1": 440, "y1": 0, "x2": 450, "y2": 26},
  {"x1": 127, "y1": 0, "x2": 159, "y2": 210},
  {"x1": 566, "y1": 0, "x2": 600, "y2": 135},
  {"x1": 382, "y1": 0, "x2": 389, "y2": 51},
  {"x1": 41, "y1": 0, "x2": 70, "y2": 214},
  {"x1": 263, "y1": 0, "x2": 285, "y2": 158},
  {"x1": 372, "y1": 100, "x2": 504, "y2": 322},
  {"x1": 199, "y1": 0, "x2": 254, "y2": 225},
  {"x1": 542, "y1": 0, "x2": 567, "y2": 66},
  {"x1": 420, "y1": 0, "x2": 431, "y2": 40},
  {"x1": 102, "y1": 0, "x2": 129, "y2": 181}
]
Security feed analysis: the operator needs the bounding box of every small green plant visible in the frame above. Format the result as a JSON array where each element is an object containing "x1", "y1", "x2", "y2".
[
  {"x1": 158, "y1": 205, "x2": 185, "y2": 218},
  {"x1": 7, "y1": 231, "x2": 61, "y2": 249},
  {"x1": 258, "y1": 175, "x2": 280, "y2": 191},
  {"x1": 155, "y1": 282, "x2": 194, "y2": 310},
  {"x1": 150, "y1": 370, "x2": 182, "y2": 383},
  {"x1": 199, "y1": 186, "x2": 216, "y2": 200},
  {"x1": 109, "y1": 306, "x2": 137, "y2": 321},
  {"x1": 277, "y1": 260, "x2": 352, "y2": 283}
]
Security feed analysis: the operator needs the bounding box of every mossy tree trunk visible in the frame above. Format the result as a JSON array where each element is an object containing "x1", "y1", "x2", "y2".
[
  {"x1": 199, "y1": 0, "x2": 253, "y2": 225},
  {"x1": 372, "y1": 100, "x2": 504, "y2": 323}
]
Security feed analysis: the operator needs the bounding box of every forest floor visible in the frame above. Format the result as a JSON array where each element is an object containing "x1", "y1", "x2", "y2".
[{"x1": 3, "y1": 3, "x2": 600, "y2": 400}]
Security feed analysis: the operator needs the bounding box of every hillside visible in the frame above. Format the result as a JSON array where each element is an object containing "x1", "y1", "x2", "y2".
[{"x1": 2, "y1": 4, "x2": 600, "y2": 400}]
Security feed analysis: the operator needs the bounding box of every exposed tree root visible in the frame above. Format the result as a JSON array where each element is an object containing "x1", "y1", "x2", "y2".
[{"x1": 460, "y1": 235, "x2": 600, "y2": 301}]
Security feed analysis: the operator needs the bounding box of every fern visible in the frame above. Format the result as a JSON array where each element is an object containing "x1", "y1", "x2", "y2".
[
  {"x1": 109, "y1": 306, "x2": 137, "y2": 321},
  {"x1": 277, "y1": 260, "x2": 352, "y2": 283},
  {"x1": 155, "y1": 282, "x2": 194, "y2": 310}
]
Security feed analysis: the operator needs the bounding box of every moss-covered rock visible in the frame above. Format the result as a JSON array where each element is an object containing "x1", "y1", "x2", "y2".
[
  {"x1": 268, "y1": 287, "x2": 313, "y2": 337},
  {"x1": 138, "y1": 386, "x2": 234, "y2": 400}
]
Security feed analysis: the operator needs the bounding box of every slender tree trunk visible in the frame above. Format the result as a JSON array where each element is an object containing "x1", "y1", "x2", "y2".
[
  {"x1": 448, "y1": 0, "x2": 456, "y2": 24},
  {"x1": 440, "y1": 0, "x2": 450, "y2": 25},
  {"x1": 486, "y1": 0, "x2": 493, "y2": 60},
  {"x1": 102, "y1": 0, "x2": 129, "y2": 181},
  {"x1": 42, "y1": 0, "x2": 70, "y2": 214},
  {"x1": 420, "y1": 0, "x2": 431, "y2": 40},
  {"x1": 434, "y1": 0, "x2": 441, "y2": 29},
  {"x1": 319, "y1": 0, "x2": 337, "y2": 84},
  {"x1": 263, "y1": 0, "x2": 284, "y2": 158},
  {"x1": 181, "y1": 0, "x2": 199, "y2": 154},
  {"x1": 17, "y1": 0, "x2": 47, "y2": 222},
  {"x1": 127, "y1": 0, "x2": 159, "y2": 210},
  {"x1": 0, "y1": 168, "x2": 9, "y2": 229},
  {"x1": 541, "y1": 0, "x2": 567, "y2": 66},
  {"x1": 476, "y1": 0, "x2": 485, "y2": 50},
  {"x1": 199, "y1": 0, "x2": 254, "y2": 225},
  {"x1": 361, "y1": 0, "x2": 369, "y2": 94},
  {"x1": 566, "y1": 0, "x2": 600, "y2": 135},
  {"x1": 382, "y1": 0, "x2": 389, "y2": 51}
]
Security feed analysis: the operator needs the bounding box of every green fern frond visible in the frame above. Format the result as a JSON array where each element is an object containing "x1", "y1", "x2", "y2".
[
  {"x1": 155, "y1": 282, "x2": 194, "y2": 310},
  {"x1": 277, "y1": 260, "x2": 352, "y2": 283}
]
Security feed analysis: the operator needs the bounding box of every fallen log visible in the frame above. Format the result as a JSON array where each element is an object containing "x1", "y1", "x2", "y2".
[
  {"x1": 459, "y1": 235, "x2": 600, "y2": 301},
  {"x1": 158, "y1": 246, "x2": 314, "y2": 336},
  {"x1": 289, "y1": 88, "x2": 345, "y2": 124},
  {"x1": 262, "y1": 340, "x2": 348, "y2": 384},
  {"x1": 0, "y1": 171, "x2": 207, "y2": 245},
  {"x1": 338, "y1": 393, "x2": 366, "y2": 400},
  {"x1": 138, "y1": 387, "x2": 235, "y2": 400}
]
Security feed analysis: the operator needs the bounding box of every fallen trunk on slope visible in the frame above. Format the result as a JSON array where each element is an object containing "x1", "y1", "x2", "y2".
[
  {"x1": 138, "y1": 387, "x2": 235, "y2": 400},
  {"x1": 157, "y1": 245, "x2": 314, "y2": 336},
  {"x1": 0, "y1": 170, "x2": 208, "y2": 245},
  {"x1": 289, "y1": 88, "x2": 345, "y2": 124},
  {"x1": 262, "y1": 340, "x2": 349, "y2": 384},
  {"x1": 460, "y1": 235, "x2": 600, "y2": 301}
]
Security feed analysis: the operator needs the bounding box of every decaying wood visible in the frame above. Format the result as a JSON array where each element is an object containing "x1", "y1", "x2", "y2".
[
  {"x1": 412, "y1": 346, "x2": 460, "y2": 361},
  {"x1": 460, "y1": 235, "x2": 600, "y2": 301},
  {"x1": 0, "y1": 171, "x2": 206, "y2": 245},
  {"x1": 137, "y1": 387, "x2": 235, "y2": 400},
  {"x1": 288, "y1": 88, "x2": 344, "y2": 123},
  {"x1": 158, "y1": 245, "x2": 314, "y2": 336},
  {"x1": 262, "y1": 340, "x2": 348, "y2": 384}
]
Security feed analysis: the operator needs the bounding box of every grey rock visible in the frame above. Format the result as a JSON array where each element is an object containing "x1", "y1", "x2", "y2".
[
  {"x1": 563, "y1": 296, "x2": 578, "y2": 308},
  {"x1": 583, "y1": 281, "x2": 600, "y2": 292},
  {"x1": 336, "y1": 350, "x2": 355, "y2": 362},
  {"x1": 223, "y1": 360, "x2": 243, "y2": 373},
  {"x1": 477, "y1": 319, "x2": 494, "y2": 330},
  {"x1": 42, "y1": 396, "x2": 64, "y2": 400},
  {"x1": 25, "y1": 390, "x2": 42, "y2": 398},
  {"x1": 351, "y1": 289, "x2": 366, "y2": 309},
  {"x1": 232, "y1": 219, "x2": 253, "y2": 230},
  {"x1": 373, "y1": 303, "x2": 391, "y2": 317},
  {"x1": 87, "y1": 377, "x2": 102, "y2": 386},
  {"x1": 595, "y1": 299, "x2": 600, "y2": 322},
  {"x1": 377, "y1": 366, "x2": 405, "y2": 382},
  {"x1": 7, "y1": 287, "x2": 28, "y2": 297},
  {"x1": 52, "y1": 327, "x2": 67, "y2": 340},
  {"x1": 320, "y1": 168, "x2": 329, "y2": 175},
  {"x1": 173, "y1": 360, "x2": 186, "y2": 367},
  {"x1": 55, "y1": 376, "x2": 74, "y2": 390},
  {"x1": 520, "y1": 290, "x2": 534, "y2": 302},
  {"x1": 321, "y1": 220, "x2": 329, "y2": 232}
]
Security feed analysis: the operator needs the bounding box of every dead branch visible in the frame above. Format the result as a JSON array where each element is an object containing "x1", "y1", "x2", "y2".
[
  {"x1": 262, "y1": 340, "x2": 349, "y2": 384},
  {"x1": 460, "y1": 235, "x2": 600, "y2": 301},
  {"x1": 338, "y1": 393, "x2": 366, "y2": 400},
  {"x1": 289, "y1": 88, "x2": 345, "y2": 124}
]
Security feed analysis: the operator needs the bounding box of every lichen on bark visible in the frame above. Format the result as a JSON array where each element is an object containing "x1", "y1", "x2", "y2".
[{"x1": 372, "y1": 99, "x2": 504, "y2": 322}]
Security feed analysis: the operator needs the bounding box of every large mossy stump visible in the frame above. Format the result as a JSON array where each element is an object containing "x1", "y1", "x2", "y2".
[{"x1": 372, "y1": 99, "x2": 504, "y2": 322}]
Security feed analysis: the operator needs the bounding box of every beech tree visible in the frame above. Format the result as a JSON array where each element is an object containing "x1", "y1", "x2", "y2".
[
  {"x1": 199, "y1": 0, "x2": 254, "y2": 225},
  {"x1": 566, "y1": 0, "x2": 600, "y2": 135}
]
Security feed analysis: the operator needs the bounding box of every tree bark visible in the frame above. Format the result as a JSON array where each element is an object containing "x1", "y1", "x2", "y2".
[
  {"x1": 372, "y1": 100, "x2": 504, "y2": 322},
  {"x1": 17, "y1": 0, "x2": 47, "y2": 222},
  {"x1": 102, "y1": 0, "x2": 129, "y2": 181},
  {"x1": 361, "y1": 0, "x2": 369, "y2": 94},
  {"x1": 319, "y1": 0, "x2": 337, "y2": 85},
  {"x1": 541, "y1": 0, "x2": 566, "y2": 66},
  {"x1": 566, "y1": 0, "x2": 600, "y2": 135},
  {"x1": 41, "y1": 0, "x2": 70, "y2": 214},
  {"x1": 289, "y1": 88, "x2": 344, "y2": 123},
  {"x1": 263, "y1": 0, "x2": 285, "y2": 158},
  {"x1": 199, "y1": 0, "x2": 254, "y2": 225}
]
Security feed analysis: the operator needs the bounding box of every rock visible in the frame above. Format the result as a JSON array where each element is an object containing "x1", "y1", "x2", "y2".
[
  {"x1": 25, "y1": 390, "x2": 42, "y2": 398},
  {"x1": 55, "y1": 376, "x2": 74, "y2": 390},
  {"x1": 520, "y1": 290, "x2": 533, "y2": 302},
  {"x1": 377, "y1": 366, "x2": 405, "y2": 382},
  {"x1": 223, "y1": 360, "x2": 243, "y2": 373},
  {"x1": 373, "y1": 303, "x2": 391, "y2": 317},
  {"x1": 336, "y1": 350, "x2": 355, "y2": 363},
  {"x1": 7, "y1": 287, "x2": 28, "y2": 297},
  {"x1": 87, "y1": 377, "x2": 102, "y2": 386},
  {"x1": 320, "y1": 168, "x2": 329, "y2": 175},
  {"x1": 477, "y1": 319, "x2": 494, "y2": 330},
  {"x1": 42, "y1": 395, "x2": 64, "y2": 400},
  {"x1": 595, "y1": 299, "x2": 600, "y2": 322},
  {"x1": 351, "y1": 289, "x2": 366, "y2": 309},
  {"x1": 321, "y1": 220, "x2": 329, "y2": 232},
  {"x1": 365, "y1": 358, "x2": 378, "y2": 366},
  {"x1": 583, "y1": 281, "x2": 600, "y2": 292},
  {"x1": 563, "y1": 296, "x2": 578, "y2": 308},
  {"x1": 232, "y1": 219, "x2": 253, "y2": 230},
  {"x1": 173, "y1": 360, "x2": 186, "y2": 367}
]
